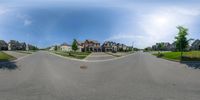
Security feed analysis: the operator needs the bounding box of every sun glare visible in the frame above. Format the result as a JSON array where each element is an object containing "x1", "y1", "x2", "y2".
[{"x1": 154, "y1": 16, "x2": 169, "y2": 26}]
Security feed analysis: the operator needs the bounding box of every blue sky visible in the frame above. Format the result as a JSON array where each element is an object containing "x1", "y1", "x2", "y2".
[{"x1": 0, "y1": 0, "x2": 200, "y2": 48}]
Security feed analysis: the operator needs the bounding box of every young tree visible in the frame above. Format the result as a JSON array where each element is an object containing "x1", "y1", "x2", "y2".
[
  {"x1": 54, "y1": 45, "x2": 58, "y2": 51},
  {"x1": 175, "y1": 26, "x2": 193, "y2": 58},
  {"x1": 72, "y1": 39, "x2": 78, "y2": 52},
  {"x1": 157, "y1": 43, "x2": 164, "y2": 51}
]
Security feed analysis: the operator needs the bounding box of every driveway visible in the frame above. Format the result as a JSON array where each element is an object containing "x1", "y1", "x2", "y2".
[
  {"x1": 0, "y1": 51, "x2": 200, "y2": 100},
  {"x1": 84, "y1": 52, "x2": 115, "y2": 61}
]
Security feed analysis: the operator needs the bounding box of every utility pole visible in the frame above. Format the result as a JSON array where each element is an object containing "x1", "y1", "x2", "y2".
[{"x1": 132, "y1": 42, "x2": 134, "y2": 51}]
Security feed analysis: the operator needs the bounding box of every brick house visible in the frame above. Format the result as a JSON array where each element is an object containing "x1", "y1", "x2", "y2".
[
  {"x1": 102, "y1": 41, "x2": 117, "y2": 52},
  {"x1": 83, "y1": 40, "x2": 101, "y2": 52}
]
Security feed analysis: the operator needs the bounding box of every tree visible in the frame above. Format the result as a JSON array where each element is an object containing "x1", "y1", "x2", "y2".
[
  {"x1": 72, "y1": 39, "x2": 78, "y2": 52},
  {"x1": 54, "y1": 45, "x2": 58, "y2": 51},
  {"x1": 175, "y1": 26, "x2": 193, "y2": 58},
  {"x1": 157, "y1": 43, "x2": 164, "y2": 51}
]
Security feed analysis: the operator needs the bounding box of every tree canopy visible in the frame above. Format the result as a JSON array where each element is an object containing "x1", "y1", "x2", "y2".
[
  {"x1": 175, "y1": 26, "x2": 191, "y2": 51},
  {"x1": 72, "y1": 39, "x2": 78, "y2": 52}
]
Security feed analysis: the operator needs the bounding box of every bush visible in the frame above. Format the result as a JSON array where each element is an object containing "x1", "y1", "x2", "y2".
[{"x1": 157, "y1": 52, "x2": 164, "y2": 58}]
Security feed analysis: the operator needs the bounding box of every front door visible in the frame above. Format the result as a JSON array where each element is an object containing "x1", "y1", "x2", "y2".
[{"x1": 199, "y1": 45, "x2": 200, "y2": 50}]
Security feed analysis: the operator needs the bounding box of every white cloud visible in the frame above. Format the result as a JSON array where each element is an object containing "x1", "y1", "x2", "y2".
[
  {"x1": 24, "y1": 19, "x2": 32, "y2": 26},
  {"x1": 107, "y1": 7, "x2": 200, "y2": 48},
  {"x1": 0, "y1": 7, "x2": 10, "y2": 16},
  {"x1": 16, "y1": 13, "x2": 32, "y2": 26}
]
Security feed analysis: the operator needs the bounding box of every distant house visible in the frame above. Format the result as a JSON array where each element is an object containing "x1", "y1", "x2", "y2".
[
  {"x1": 191, "y1": 39, "x2": 200, "y2": 50},
  {"x1": 60, "y1": 43, "x2": 72, "y2": 52},
  {"x1": 101, "y1": 41, "x2": 130, "y2": 52},
  {"x1": 122, "y1": 44, "x2": 127, "y2": 51},
  {"x1": 102, "y1": 41, "x2": 117, "y2": 52},
  {"x1": 0, "y1": 40, "x2": 8, "y2": 50},
  {"x1": 170, "y1": 42, "x2": 176, "y2": 51},
  {"x1": 8, "y1": 40, "x2": 28, "y2": 50},
  {"x1": 116, "y1": 43, "x2": 128, "y2": 51},
  {"x1": 117, "y1": 43, "x2": 123, "y2": 51},
  {"x1": 152, "y1": 42, "x2": 173, "y2": 51},
  {"x1": 83, "y1": 40, "x2": 101, "y2": 52},
  {"x1": 8, "y1": 40, "x2": 21, "y2": 50},
  {"x1": 49, "y1": 46, "x2": 55, "y2": 51},
  {"x1": 20, "y1": 42, "x2": 26, "y2": 50}
]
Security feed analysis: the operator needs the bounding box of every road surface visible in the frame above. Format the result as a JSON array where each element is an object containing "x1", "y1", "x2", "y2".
[{"x1": 0, "y1": 51, "x2": 200, "y2": 100}]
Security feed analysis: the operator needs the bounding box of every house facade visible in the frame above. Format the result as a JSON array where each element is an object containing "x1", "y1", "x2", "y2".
[
  {"x1": 83, "y1": 40, "x2": 101, "y2": 52},
  {"x1": 60, "y1": 43, "x2": 72, "y2": 52},
  {"x1": 101, "y1": 41, "x2": 129, "y2": 52},
  {"x1": 152, "y1": 42, "x2": 174, "y2": 51},
  {"x1": 76, "y1": 40, "x2": 84, "y2": 52},
  {"x1": 0, "y1": 40, "x2": 8, "y2": 50},
  {"x1": 191, "y1": 39, "x2": 200, "y2": 50},
  {"x1": 48, "y1": 39, "x2": 132, "y2": 52},
  {"x1": 8, "y1": 40, "x2": 26, "y2": 50},
  {"x1": 102, "y1": 41, "x2": 117, "y2": 52}
]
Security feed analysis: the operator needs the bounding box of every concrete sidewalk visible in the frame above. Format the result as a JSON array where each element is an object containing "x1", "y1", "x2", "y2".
[
  {"x1": 3, "y1": 51, "x2": 29, "y2": 59},
  {"x1": 84, "y1": 52, "x2": 115, "y2": 60}
]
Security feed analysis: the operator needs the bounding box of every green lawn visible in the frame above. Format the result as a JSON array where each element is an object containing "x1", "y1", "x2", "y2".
[
  {"x1": 52, "y1": 51, "x2": 91, "y2": 59},
  {"x1": 153, "y1": 51, "x2": 200, "y2": 61},
  {"x1": 0, "y1": 52, "x2": 16, "y2": 61}
]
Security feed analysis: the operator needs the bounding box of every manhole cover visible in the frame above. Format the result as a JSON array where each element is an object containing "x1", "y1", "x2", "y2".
[{"x1": 80, "y1": 65, "x2": 87, "y2": 69}]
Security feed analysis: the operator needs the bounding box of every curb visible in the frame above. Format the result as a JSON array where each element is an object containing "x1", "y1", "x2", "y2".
[{"x1": 49, "y1": 52, "x2": 135, "y2": 62}]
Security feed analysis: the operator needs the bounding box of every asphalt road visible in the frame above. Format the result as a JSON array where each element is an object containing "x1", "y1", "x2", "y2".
[{"x1": 0, "y1": 51, "x2": 200, "y2": 100}]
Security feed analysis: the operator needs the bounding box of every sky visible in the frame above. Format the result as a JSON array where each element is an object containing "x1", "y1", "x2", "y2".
[{"x1": 0, "y1": 0, "x2": 200, "y2": 48}]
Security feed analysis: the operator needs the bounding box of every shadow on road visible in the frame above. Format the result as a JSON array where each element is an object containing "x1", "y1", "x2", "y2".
[
  {"x1": 181, "y1": 62, "x2": 200, "y2": 69},
  {"x1": 0, "y1": 61, "x2": 18, "y2": 70}
]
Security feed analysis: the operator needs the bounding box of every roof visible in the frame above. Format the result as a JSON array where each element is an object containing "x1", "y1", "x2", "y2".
[
  {"x1": 60, "y1": 43, "x2": 70, "y2": 46},
  {"x1": 85, "y1": 39, "x2": 99, "y2": 43},
  {"x1": 76, "y1": 40, "x2": 84, "y2": 44}
]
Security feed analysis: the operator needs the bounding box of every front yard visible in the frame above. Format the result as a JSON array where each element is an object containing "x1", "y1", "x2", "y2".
[
  {"x1": 52, "y1": 51, "x2": 91, "y2": 59},
  {"x1": 0, "y1": 52, "x2": 16, "y2": 61},
  {"x1": 153, "y1": 51, "x2": 200, "y2": 61}
]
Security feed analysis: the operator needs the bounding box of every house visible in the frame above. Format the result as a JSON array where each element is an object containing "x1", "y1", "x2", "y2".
[
  {"x1": 117, "y1": 43, "x2": 123, "y2": 51},
  {"x1": 8, "y1": 40, "x2": 21, "y2": 50},
  {"x1": 83, "y1": 40, "x2": 101, "y2": 52},
  {"x1": 49, "y1": 46, "x2": 55, "y2": 51},
  {"x1": 122, "y1": 44, "x2": 127, "y2": 51},
  {"x1": 20, "y1": 42, "x2": 26, "y2": 50},
  {"x1": 117, "y1": 43, "x2": 128, "y2": 51},
  {"x1": 170, "y1": 42, "x2": 176, "y2": 51},
  {"x1": 152, "y1": 42, "x2": 173, "y2": 51},
  {"x1": 102, "y1": 41, "x2": 117, "y2": 52},
  {"x1": 0, "y1": 40, "x2": 8, "y2": 50},
  {"x1": 60, "y1": 43, "x2": 72, "y2": 52},
  {"x1": 191, "y1": 39, "x2": 200, "y2": 50},
  {"x1": 76, "y1": 40, "x2": 84, "y2": 52}
]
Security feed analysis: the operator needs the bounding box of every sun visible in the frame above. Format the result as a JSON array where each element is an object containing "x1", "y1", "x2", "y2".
[{"x1": 153, "y1": 16, "x2": 169, "y2": 26}]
